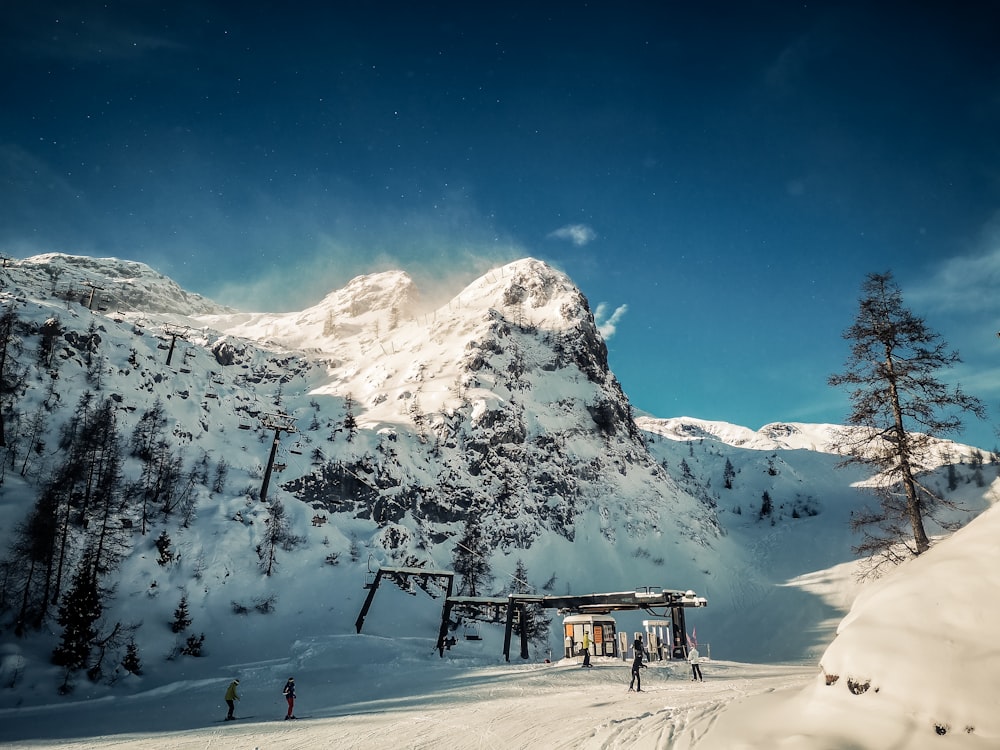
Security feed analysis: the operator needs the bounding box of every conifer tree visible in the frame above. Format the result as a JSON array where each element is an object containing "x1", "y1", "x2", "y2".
[
  {"x1": 79, "y1": 399, "x2": 128, "y2": 580},
  {"x1": 52, "y1": 556, "x2": 102, "y2": 671},
  {"x1": 452, "y1": 516, "x2": 492, "y2": 597},
  {"x1": 10, "y1": 489, "x2": 60, "y2": 633},
  {"x1": 180, "y1": 633, "x2": 205, "y2": 657},
  {"x1": 947, "y1": 463, "x2": 959, "y2": 492},
  {"x1": 343, "y1": 395, "x2": 358, "y2": 442},
  {"x1": 0, "y1": 307, "x2": 26, "y2": 448},
  {"x1": 18, "y1": 402, "x2": 48, "y2": 479},
  {"x1": 130, "y1": 398, "x2": 167, "y2": 461},
  {"x1": 7, "y1": 391, "x2": 131, "y2": 634},
  {"x1": 212, "y1": 458, "x2": 229, "y2": 494},
  {"x1": 723, "y1": 458, "x2": 736, "y2": 489},
  {"x1": 509, "y1": 558, "x2": 550, "y2": 647},
  {"x1": 759, "y1": 491, "x2": 773, "y2": 520},
  {"x1": 255, "y1": 499, "x2": 301, "y2": 576},
  {"x1": 171, "y1": 594, "x2": 191, "y2": 633},
  {"x1": 121, "y1": 638, "x2": 142, "y2": 675},
  {"x1": 154, "y1": 531, "x2": 174, "y2": 566},
  {"x1": 130, "y1": 399, "x2": 186, "y2": 533},
  {"x1": 829, "y1": 271, "x2": 985, "y2": 564}
]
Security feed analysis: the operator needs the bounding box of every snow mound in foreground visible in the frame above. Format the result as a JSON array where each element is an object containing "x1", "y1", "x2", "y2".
[
  {"x1": 815, "y1": 500, "x2": 1000, "y2": 740},
  {"x1": 701, "y1": 499, "x2": 1000, "y2": 749}
]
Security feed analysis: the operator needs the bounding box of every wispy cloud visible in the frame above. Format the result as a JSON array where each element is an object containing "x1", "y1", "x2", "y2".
[
  {"x1": 907, "y1": 230, "x2": 1000, "y2": 315},
  {"x1": 595, "y1": 302, "x2": 628, "y2": 339},
  {"x1": 548, "y1": 224, "x2": 597, "y2": 247},
  {"x1": 760, "y1": 13, "x2": 842, "y2": 98},
  {"x1": 207, "y1": 196, "x2": 526, "y2": 314},
  {"x1": 6, "y1": 5, "x2": 182, "y2": 62}
]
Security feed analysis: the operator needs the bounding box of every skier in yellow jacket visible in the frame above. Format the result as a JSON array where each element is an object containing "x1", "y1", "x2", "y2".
[{"x1": 224, "y1": 679, "x2": 240, "y2": 720}]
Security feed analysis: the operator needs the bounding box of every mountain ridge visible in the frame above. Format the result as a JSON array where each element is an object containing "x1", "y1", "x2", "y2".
[{"x1": 0, "y1": 251, "x2": 994, "y2": 707}]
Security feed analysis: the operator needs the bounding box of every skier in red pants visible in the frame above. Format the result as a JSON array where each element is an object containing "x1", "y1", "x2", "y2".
[{"x1": 283, "y1": 677, "x2": 296, "y2": 719}]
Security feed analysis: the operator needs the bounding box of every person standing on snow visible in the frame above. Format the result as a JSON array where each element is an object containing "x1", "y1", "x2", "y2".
[
  {"x1": 688, "y1": 646, "x2": 703, "y2": 681},
  {"x1": 628, "y1": 638, "x2": 647, "y2": 692},
  {"x1": 632, "y1": 636, "x2": 646, "y2": 659},
  {"x1": 224, "y1": 679, "x2": 240, "y2": 720},
  {"x1": 283, "y1": 676, "x2": 296, "y2": 719},
  {"x1": 581, "y1": 631, "x2": 592, "y2": 667}
]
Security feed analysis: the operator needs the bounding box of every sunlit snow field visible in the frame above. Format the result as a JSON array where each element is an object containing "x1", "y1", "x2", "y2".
[{"x1": 3, "y1": 638, "x2": 814, "y2": 750}]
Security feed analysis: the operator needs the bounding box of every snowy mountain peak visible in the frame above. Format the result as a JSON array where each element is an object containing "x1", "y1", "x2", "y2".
[
  {"x1": 636, "y1": 415, "x2": 842, "y2": 451},
  {"x1": 638, "y1": 415, "x2": 990, "y2": 467},
  {"x1": 454, "y1": 258, "x2": 593, "y2": 331},
  {"x1": 2, "y1": 249, "x2": 996, "y2": 750},
  {"x1": 318, "y1": 269, "x2": 419, "y2": 321},
  {"x1": 200, "y1": 258, "x2": 613, "y2": 427},
  {"x1": 11, "y1": 253, "x2": 231, "y2": 315}
]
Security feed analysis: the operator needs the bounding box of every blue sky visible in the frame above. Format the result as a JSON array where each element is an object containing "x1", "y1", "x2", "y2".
[{"x1": 2, "y1": 2, "x2": 999, "y2": 448}]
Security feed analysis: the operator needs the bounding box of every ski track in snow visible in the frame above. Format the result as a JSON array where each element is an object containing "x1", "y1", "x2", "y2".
[{"x1": 11, "y1": 661, "x2": 814, "y2": 750}]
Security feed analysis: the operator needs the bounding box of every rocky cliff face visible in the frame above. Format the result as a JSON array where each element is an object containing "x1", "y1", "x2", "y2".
[
  {"x1": 275, "y1": 257, "x2": 714, "y2": 553},
  {"x1": 2, "y1": 253, "x2": 720, "y2": 571}
]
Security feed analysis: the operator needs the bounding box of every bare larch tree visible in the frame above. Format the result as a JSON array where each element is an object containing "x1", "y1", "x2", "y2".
[{"x1": 829, "y1": 271, "x2": 985, "y2": 565}]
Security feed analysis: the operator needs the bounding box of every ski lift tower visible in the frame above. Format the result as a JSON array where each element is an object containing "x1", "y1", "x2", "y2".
[
  {"x1": 161, "y1": 324, "x2": 190, "y2": 367},
  {"x1": 259, "y1": 412, "x2": 297, "y2": 504},
  {"x1": 82, "y1": 281, "x2": 104, "y2": 310}
]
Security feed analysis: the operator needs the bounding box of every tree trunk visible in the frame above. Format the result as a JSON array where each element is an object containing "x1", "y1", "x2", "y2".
[
  {"x1": 885, "y1": 350, "x2": 930, "y2": 555},
  {"x1": 16, "y1": 559, "x2": 37, "y2": 636}
]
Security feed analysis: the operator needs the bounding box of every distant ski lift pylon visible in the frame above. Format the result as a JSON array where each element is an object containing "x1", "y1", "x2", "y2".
[{"x1": 364, "y1": 554, "x2": 378, "y2": 589}]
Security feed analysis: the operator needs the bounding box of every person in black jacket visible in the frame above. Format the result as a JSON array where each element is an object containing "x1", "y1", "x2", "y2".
[{"x1": 628, "y1": 638, "x2": 647, "y2": 692}]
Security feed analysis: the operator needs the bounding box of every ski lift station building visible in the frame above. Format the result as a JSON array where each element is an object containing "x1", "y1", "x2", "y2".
[
  {"x1": 357, "y1": 565, "x2": 708, "y2": 661},
  {"x1": 563, "y1": 614, "x2": 618, "y2": 658}
]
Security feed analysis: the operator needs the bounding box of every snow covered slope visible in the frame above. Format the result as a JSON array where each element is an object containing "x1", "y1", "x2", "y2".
[
  {"x1": 0, "y1": 252, "x2": 995, "y2": 744},
  {"x1": 640, "y1": 414, "x2": 990, "y2": 466},
  {"x1": 14, "y1": 253, "x2": 232, "y2": 315},
  {"x1": 696, "y1": 500, "x2": 1000, "y2": 749}
]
